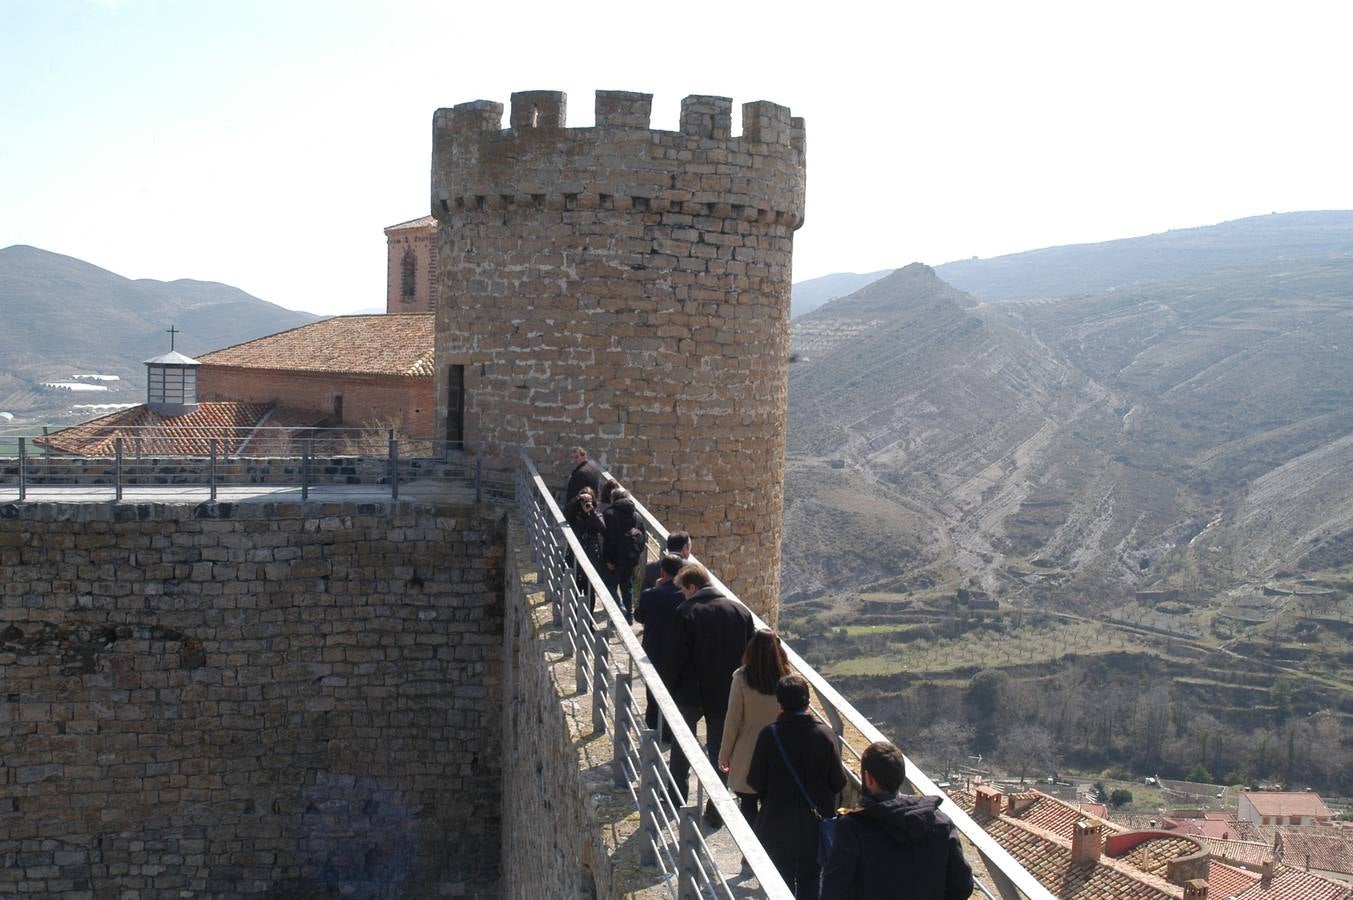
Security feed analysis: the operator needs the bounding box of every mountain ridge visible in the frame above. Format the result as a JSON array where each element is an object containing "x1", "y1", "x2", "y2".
[{"x1": 0, "y1": 245, "x2": 320, "y2": 423}]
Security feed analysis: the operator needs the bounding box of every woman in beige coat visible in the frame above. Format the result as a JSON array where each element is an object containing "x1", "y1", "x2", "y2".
[{"x1": 719, "y1": 628, "x2": 791, "y2": 824}]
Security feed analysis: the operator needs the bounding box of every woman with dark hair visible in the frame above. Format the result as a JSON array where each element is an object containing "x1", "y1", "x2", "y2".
[{"x1": 719, "y1": 628, "x2": 791, "y2": 824}]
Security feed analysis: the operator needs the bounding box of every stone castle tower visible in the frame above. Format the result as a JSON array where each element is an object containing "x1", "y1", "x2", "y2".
[{"x1": 430, "y1": 89, "x2": 805, "y2": 619}]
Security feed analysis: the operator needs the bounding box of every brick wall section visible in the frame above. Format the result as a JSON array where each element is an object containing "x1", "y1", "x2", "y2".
[
  {"x1": 0, "y1": 499, "x2": 505, "y2": 898},
  {"x1": 431, "y1": 89, "x2": 806, "y2": 621},
  {"x1": 385, "y1": 221, "x2": 439, "y2": 313},
  {"x1": 198, "y1": 365, "x2": 435, "y2": 434}
]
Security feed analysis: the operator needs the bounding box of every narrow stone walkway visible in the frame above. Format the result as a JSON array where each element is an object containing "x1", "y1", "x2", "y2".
[{"x1": 511, "y1": 535, "x2": 768, "y2": 898}]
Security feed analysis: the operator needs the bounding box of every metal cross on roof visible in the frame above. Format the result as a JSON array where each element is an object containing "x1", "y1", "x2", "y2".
[{"x1": 167, "y1": 326, "x2": 179, "y2": 350}]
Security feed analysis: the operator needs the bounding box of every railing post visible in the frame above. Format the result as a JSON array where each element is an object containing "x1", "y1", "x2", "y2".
[
  {"x1": 389, "y1": 435, "x2": 400, "y2": 500},
  {"x1": 301, "y1": 438, "x2": 311, "y2": 500},
  {"x1": 209, "y1": 438, "x2": 218, "y2": 501},
  {"x1": 574, "y1": 578, "x2": 589, "y2": 696},
  {"x1": 593, "y1": 625, "x2": 609, "y2": 735},
  {"x1": 114, "y1": 437, "x2": 123, "y2": 501},
  {"x1": 677, "y1": 802, "x2": 701, "y2": 899},
  {"x1": 614, "y1": 671, "x2": 633, "y2": 788},
  {"x1": 638, "y1": 729, "x2": 663, "y2": 867},
  {"x1": 17, "y1": 437, "x2": 26, "y2": 501},
  {"x1": 475, "y1": 444, "x2": 483, "y2": 504}
]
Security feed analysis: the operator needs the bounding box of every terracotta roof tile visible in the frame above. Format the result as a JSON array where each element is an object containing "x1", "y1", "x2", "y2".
[
  {"x1": 1110, "y1": 836, "x2": 1203, "y2": 877},
  {"x1": 1277, "y1": 831, "x2": 1353, "y2": 876},
  {"x1": 1243, "y1": 792, "x2": 1334, "y2": 820},
  {"x1": 1232, "y1": 864, "x2": 1353, "y2": 900},
  {"x1": 979, "y1": 814, "x2": 1182, "y2": 899},
  {"x1": 198, "y1": 314, "x2": 434, "y2": 378},
  {"x1": 1209, "y1": 859, "x2": 1260, "y2": 896},
  {"x1": 383, "y1": 215, "x2": 437, "y2": 233},
  {"x1": 1201, "y1": 837, "x2": 1275, "y2": 867}
]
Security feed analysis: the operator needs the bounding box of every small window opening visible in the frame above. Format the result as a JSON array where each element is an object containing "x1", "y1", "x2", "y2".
[{"x1": 400, "y1": 248, "x2": 417, "y2": 300}]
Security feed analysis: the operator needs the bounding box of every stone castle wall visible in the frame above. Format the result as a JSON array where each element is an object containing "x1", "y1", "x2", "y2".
[
  {"x1": 0, "y1": 499, "x2": 505, "y2": 898},
  {"x1": 430, "y1": 89, "x2": 805, "y2": 619}
]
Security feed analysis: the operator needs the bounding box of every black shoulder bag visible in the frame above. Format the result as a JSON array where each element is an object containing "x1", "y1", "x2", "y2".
[{"x1": 770, "y1": 724, "x2": 839, "y2": 867}]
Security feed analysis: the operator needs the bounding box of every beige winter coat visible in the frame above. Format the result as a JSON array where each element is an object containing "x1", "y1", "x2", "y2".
[{"x1": 718, "y1": 667, "x2": 782, "y2": 795}]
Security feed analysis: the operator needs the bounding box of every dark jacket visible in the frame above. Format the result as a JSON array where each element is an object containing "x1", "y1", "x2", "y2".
[
  {"x1": 601, "y1": 496, "x2": 641, "y2": 570},
  {"x1": 665, "y1": 586, "x2": 755, "y2": 712},
  {"x1": 565, "y1": 459, "x2": 603, "y2": 503},
  {"x1": 635, "y1": 580, "x2": 684, "y2": 681},
  {"x1": 564, "y1": 494, "x2": 606, "y2": 568},
  {"x1": 820, "y1": 792, "x2": 974, "y2": 900},
  {"x1": 746, "y1": 712, "x2": 847, "y2": 856}
]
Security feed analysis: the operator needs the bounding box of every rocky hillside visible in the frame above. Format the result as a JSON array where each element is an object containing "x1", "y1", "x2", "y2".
[
  {"x1": 786, "y1": 252, "x2": 1353, "y2": 605},
  {"x1": 0, "y1": 245, "x2": 318, "y2": 424},
  {"x1": 780, "y1": 227, "x2": 1353, "y2": 788}
]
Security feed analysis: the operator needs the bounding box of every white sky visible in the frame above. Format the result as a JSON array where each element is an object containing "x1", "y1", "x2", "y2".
[{"x1": 3, "y1": 0, "x2": 1352, "y2": 316}]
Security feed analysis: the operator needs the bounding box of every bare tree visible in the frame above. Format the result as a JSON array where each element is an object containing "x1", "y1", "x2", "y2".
[
  {"x1": 998, "y1": 723, "x2": 1061, "y2": 784},
  {"x1": 917, "y1": 720, "x2": 975, "y2": 782}
]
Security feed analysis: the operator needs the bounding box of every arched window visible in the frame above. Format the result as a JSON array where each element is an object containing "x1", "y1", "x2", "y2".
[{"x1": 400, "y1": 247, "x2": 417, "y2": 301}]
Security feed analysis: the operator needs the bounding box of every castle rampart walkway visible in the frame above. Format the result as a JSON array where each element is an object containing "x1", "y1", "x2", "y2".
[{"x1": 511, "y1": 451, "x2": 1054, "y2": 900}]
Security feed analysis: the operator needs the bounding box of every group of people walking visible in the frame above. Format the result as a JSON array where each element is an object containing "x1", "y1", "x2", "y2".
[{"x1": 564, "y1": 448, "x2": 974, "y2": 899}]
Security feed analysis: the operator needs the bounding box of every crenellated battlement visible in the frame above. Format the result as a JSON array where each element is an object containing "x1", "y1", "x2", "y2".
[{"x1": 430, "y1": 89, "x2": 806, "y2": 230}]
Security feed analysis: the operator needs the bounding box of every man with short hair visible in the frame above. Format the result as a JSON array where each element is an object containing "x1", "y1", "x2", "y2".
[
  {"x1": 666, "y1": 563, "x2": 755, "y2": 817},
  {"x1": 642, "y1": 530, "x2": 691, "y2": 591},
  {"x1": 564, "y1": 446, "x2": 604, "y2": 503},
  {"x1": 635, "y1": 554, "x2": 686, "y2": 739},
  {"x1": 820, "y1": 740, "x2": 973, "y2": 900},
  {"x1": 747, "y1": 674, "x2": 847, "y2": 899}
]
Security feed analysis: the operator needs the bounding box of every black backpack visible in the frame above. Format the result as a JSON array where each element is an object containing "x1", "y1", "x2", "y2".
[{"x1": 618, "y1": 523, "x2": 646, "y2": 569}]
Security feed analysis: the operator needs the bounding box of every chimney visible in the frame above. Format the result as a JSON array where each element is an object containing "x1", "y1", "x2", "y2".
[
  {"x1": 975, "y1": 786, "x2": 1003, "y2": 818},
  {"x1": 1182, "y1": 879, "x2": 1208, "y2": 900},
  {"x1": 1071, "y1": 819, "x2": 1103, "y2": 865},
  {"x1": 1260, "y1": 856, "x2": 1275, "y2": 888}
]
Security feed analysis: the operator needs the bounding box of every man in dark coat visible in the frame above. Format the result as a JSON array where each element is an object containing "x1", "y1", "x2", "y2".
[
  {"x1": 641, "y1": 530, "x2": 691, "y2": 591},
  {"x1": 746, "y1": 674, "x2": 847, "y2": 900},
  {"x1": 635, "y1": 554, "x2": 685, "y2": 740},
  {"x1": 665, "y1": 563, "x2": 755, "y2": 812},
  {"x1": 564, "y1": 446, "x2": 604, "y2": 503},
  {"x1": 821, "y1": 741, "x2": 973, "y2": 900}
]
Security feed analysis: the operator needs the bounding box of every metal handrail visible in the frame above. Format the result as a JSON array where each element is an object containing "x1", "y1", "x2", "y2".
[
  {"x1": 0, "y1": 436, "x2": 513, "y2": 504},
  {"x1": 613, "y1": 472, "x2": 1057, "y2": 900},
  {"x1": 516, "y1": 451, "x2": 793, "y2": 899}
]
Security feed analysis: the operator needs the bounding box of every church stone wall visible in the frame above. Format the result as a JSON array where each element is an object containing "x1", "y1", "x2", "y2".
[
  {"x1": 198, "y1": 366, "x2": 435, "y2": 434},
  {"x1": 431, "y1": 89, "x2": 805, "y2": 620},
  {"x1": 385, "y1": 219, "x2": 439, "y2": 314},
  {"x1": 0, "y1": 499, "x2": 505, "y2": 898}
]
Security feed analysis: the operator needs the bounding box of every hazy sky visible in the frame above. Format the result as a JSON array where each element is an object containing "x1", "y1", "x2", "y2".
[{"x1": 4, "y1": 0, "x2": 1352, "y2": 316}]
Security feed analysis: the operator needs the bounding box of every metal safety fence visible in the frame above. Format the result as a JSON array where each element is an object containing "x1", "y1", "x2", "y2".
[
  {"x1": 516, "y1": 450, "x2": 1056, "y2": 900},
  {"x1": 517, "y1": 453, "x2": 792, "y2": 899},
  {"x1": 0, "y1": 428, "x2": 514, "y2": 504}
]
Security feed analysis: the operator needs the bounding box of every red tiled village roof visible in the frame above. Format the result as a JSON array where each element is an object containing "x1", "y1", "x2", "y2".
[{"x1": 198, "y1": 314, "x2": 434, "y2": 378}]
